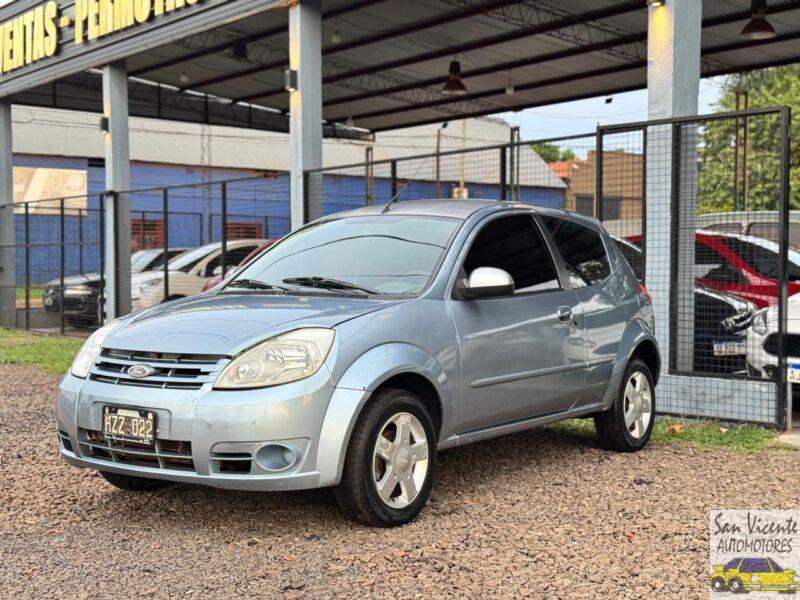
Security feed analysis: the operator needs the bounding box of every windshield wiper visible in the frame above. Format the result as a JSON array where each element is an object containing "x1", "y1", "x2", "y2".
[
  {"x1": 225, "y1": 279, "x2": 286, "y2": 292},
  {"x1": 282, "y1": 276, "x2": 379, "y2": 295}
]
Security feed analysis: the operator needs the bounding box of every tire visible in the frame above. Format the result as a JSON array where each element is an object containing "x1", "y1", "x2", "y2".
[
  {"x1": 711, "y1": 577, "x2": 728, "y2": 592},
  {"x1": 728, "y1": 577, "x2": 747, "y2": 594},
  {"x1": 594, "y1": 358, "x2": 655, "y2": 452},
  {"x1": 100, "y1": 470, "x2": 172, "y2": 492},
  {"x1": 334, "y1": 388, "x2": 437, "y2": 527}
]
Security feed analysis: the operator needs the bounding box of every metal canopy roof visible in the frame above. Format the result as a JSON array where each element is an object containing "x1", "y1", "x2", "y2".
[{"x1": 10, "y1": 0, "x2": 800, "y2": 134}]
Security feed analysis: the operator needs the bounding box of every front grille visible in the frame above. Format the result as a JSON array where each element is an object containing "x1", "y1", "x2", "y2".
[
  {"x1": 210, "y1": 451, "x2": 253, "y2": 474},
  {"x1": 763, "y1": 334, "x2": 800, "y2": 357},
  {"x1": 89, "y1": 348, "x2": 228, "y2": 390},
  {"x1": 57, "y1": 429, "x2": 73, "y2": 452},
  {"x1": 80, "y1": 429, "x2": 194, "y2": 471}
]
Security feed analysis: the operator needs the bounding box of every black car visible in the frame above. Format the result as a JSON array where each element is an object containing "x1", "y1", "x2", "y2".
[
  {"x1": 42, "y1": 248, "x2": 187, "y2": 328},
  {"x1": 612, "y1": 237, "x2": 755, "y2": 375}
]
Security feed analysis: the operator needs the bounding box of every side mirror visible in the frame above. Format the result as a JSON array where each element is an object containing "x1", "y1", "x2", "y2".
[
  {"x1": 462, "y1": 267, "x2": 515, "y2": 299},
  {"x1": 212, "y1": 265, "x2": 223, "y2": 276}
]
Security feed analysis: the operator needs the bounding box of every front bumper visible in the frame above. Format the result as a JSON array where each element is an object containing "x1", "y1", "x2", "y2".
[{"x1": 55, "y1": 367, "x2": 338, "y2": 491}]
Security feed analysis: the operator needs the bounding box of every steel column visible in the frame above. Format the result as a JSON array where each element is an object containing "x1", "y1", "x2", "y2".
[
  {"x1": 777, "y1": 106, "x2": 792, "y2": 429},
  {"x1": 103, "y1": 60, "x2": 132, "y2": 318},
  {"x1": 289, "y1": 0, "x2": 323, "y2": 229},
  {"x1": 645, "y1": 0, "x2": 701, "y2": 377},
  {"x1": 162, "y1": 189, "x2": 170, "y2": 300},
  {"x1": 0, "y1": 101, "x2": 14, "y2": 327}
]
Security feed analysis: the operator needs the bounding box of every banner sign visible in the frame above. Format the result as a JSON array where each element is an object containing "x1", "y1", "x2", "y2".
[
  {"x1": 0, "y1": 0, "x2": 200, "y2": 76},
  {"x1": 0, "y1": 0, "x2": 283, "y2": 98}
]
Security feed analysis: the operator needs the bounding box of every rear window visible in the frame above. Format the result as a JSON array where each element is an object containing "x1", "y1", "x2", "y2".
[{"x1": 543, "y1": 216, "x2": 611, "y2": 287}]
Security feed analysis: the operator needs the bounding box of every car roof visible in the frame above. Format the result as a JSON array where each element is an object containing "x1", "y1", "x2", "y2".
[{"x1": 321, "y1": 199, "x2": 601, "y2": 228}]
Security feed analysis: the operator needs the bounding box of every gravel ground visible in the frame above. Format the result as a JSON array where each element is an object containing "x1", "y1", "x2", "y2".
[{"x1": 1, "y1": 364, "x2": 798, "y2": 599}]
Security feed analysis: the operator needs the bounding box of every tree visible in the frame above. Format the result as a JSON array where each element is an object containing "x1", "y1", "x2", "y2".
[
  {"x1": 697, "y1": 66, "x2": 800, "y2": 214},
  {"x1": 531, "y1": 143, "x2": 576, "y2": 163}
]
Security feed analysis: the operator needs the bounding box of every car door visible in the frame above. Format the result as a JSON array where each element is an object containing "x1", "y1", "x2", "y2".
[
  {"x1": 446, "y1": 213, "x2": 587, "y2": 434},
  {"x1": 542, "y1": 216, "x2": 631, "y2": 409}
]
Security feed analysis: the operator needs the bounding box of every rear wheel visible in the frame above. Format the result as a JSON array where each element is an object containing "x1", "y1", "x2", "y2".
[
  {"x1": 594, "y1": 359, "x2": 655, "y2": 452},
  {"x1": 334, "y1": 388, "x2": 436, "y2": 527},
  {"x1": 100, "y1": 471, "x2": 172, "y2": 492}
]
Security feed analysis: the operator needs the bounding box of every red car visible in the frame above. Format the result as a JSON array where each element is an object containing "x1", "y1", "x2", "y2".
[
  {"x1": 201, "y1": 239, "x2": 278, "y2": 292},
  {"x1": 627, "y1": 232, "x2": 800, "y2": 309}
]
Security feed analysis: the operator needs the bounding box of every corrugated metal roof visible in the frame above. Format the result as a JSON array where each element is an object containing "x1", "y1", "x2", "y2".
[{"x1": 8, "y1": 0, "x2": 800, "y2": 135}]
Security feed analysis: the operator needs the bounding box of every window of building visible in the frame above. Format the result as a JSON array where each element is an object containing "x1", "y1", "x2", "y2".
[{"x1": 575, "y1": 195, "x2": 594, "y2": 217}]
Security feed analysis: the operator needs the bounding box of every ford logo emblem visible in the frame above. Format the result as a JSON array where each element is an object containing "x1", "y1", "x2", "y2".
[{"x1": 127, "y1": 364, "x2": 156, "y2": 379}]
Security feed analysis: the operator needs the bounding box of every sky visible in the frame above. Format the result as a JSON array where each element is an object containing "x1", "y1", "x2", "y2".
[{"x1": 501, "y1": 76, "x2": 729, "y2": 140}]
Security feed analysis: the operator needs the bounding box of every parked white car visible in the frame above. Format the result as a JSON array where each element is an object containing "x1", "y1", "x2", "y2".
[
  {"x1": 746, "y1": 293, "x2": 800, "y2": 384},
  {"x1": 131, "y1": 239, "x2": 266, "y2": 311}
]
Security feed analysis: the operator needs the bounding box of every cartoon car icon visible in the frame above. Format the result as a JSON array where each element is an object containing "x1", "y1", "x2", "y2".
[{"x1": 711, "y1": 557, "x2": 800, "y2": 593}]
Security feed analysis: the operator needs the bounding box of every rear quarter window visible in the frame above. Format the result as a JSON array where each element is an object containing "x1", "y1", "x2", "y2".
[{"x1": 542, "y1": 216, "x2": 611, "y2": 288}]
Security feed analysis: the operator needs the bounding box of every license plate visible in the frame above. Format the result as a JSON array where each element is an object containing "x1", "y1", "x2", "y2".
[
  {"x1": 789, "y1": 364, "x2": 800, "y2": 384},
  {"x1": 102, "y1": 406, "x2": 156, "y2": 447},
  {"x1": 713, "y1": 340, "x2": 746, "y2": 356}
]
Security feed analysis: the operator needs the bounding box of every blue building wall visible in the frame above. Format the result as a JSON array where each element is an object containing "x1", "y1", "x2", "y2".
[{"x1": 15, "y1": 156, "x2": 565, "y2": 284}]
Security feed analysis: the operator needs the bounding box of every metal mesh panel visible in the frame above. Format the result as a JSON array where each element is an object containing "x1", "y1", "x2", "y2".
[
  {"x1": 10, "y1": 194, "x2": 104, "y2": 334},
  {"x1": 608, "y1": 109, "x2": 790, "y2": 426},
  {"x1": 305, "y1": 134, "x2": 597, "y2": 222}
]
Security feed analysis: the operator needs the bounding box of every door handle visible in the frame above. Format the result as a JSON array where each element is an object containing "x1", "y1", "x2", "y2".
[{"x1": 556, "y1": 306, "x2": 572, "y2": 322}]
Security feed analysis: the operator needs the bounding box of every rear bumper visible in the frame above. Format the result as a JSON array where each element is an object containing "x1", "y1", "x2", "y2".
[{"x1": 55, "y1": 367, "x2": 337, "y2": 491}]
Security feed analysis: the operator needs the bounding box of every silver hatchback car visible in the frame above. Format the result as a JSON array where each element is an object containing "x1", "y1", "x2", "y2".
[{"x1": 56, "y1": 200, "x2": 659, "y2": 526}]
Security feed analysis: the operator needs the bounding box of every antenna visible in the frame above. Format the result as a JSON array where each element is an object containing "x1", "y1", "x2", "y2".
[{"x1": 381, "y1": 188, "x2": 402, "y2": 214}]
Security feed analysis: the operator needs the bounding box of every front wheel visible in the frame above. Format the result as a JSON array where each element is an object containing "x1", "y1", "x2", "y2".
[
  {"x1": 334, "y1": 388, "x2": 437, "y2": 527},
  {"x1": 711, "y1": 577, "x2": 728, "y2": 592},
  {"x1": 594, "y1": 358, "x2": 655, "y2": 452}
]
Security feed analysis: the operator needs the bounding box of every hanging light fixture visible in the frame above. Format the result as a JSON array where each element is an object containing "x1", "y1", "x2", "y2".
[
  {"x1": 442, "y1": 59, "x2": 467, "y2": 95},
  {"x1": 179, "y1": 68, "x2": 189, "y2": 84},
  {"x1": 741, "y1": 0, "x2": 776, "y2": 40},
  {"x1": 331, "y1": 17, "x2": 341, "y2": 43},
  {"x1": 505, "y1": 69, "x2": 515, "y2": 96},
  {"x1": 346, "y1": 115, "x2": 355, "y2": 128}
]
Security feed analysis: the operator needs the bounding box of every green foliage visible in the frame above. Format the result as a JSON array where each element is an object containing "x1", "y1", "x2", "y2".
[
  {"x1": 698, "y1": 67, "x2": 800, "y2": 214},
  {"x1": 551, "y1": 417, "x2": 791, "y2": 454},
  {"x1": 532, "y1": 142, "x2": 575, "y2": 164},
  {"x1": 0, "y1": 328, "x2": 82, "y2": 374}
]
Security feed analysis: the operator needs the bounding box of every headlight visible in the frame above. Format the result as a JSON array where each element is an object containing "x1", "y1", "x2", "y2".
[
  {"x1": 69, "y1": 320, "x2": 120, "y2": 378},
  {"x1": 214, "y1": 328, "x2": 335, "y2": 389},
  {"x1": 64, "y1": 285, "x2": 92, "y2": 296},
  {"x1": 752, "y1": 309, "x2": 769, "y2": 335},
  {"x1": 137, "y1": 278, "x2": 162, "y2": 291}
]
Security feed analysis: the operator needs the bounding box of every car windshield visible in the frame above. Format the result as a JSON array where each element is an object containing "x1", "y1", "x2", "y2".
[
  {"x1": 719, "y1": 236, "x2": 800, "y2": 280},
  {"x1": 230, "y1": 215, "x2": 459, "y2": 295},
  {"x1": 770, "y1": 559, "x2": 785, "y2": 572},
  {"x1": 167, "y1": 244, "x2": 220, "y2": 272},
  {"x1": 130, "y1": 250, "x2": 158, "y2": 273}
]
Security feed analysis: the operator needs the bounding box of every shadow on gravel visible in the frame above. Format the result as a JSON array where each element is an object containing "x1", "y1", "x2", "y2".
[{"x1": 92, "y1": 424, "x2": 606, "y2": 531}]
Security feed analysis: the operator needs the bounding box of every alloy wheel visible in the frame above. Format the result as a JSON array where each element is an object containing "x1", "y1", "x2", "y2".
[
  {"x1": 623, "y1": 371, "x2": 652, "y2": 439},
  {"x1": 371, "y1": 412, "x2": 429, "y2": 509}
]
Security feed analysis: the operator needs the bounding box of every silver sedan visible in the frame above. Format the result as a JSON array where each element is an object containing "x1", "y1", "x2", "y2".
[{"x1": 56, "y1": 199, "x2": 659, "y2": 526}]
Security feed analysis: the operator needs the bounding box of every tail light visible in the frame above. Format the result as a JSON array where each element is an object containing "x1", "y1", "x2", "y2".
[{"x1": 637, "y1": 282, "x2": 651, "y2": 305}]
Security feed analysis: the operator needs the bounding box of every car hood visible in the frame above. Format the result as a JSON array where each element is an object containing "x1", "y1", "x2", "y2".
[
  {"x1": 46, "y1": 273, "x2": 101, "y2": 288},
  {"x1": 104, "y1": 292, "x2": 398, "y2": 355}
]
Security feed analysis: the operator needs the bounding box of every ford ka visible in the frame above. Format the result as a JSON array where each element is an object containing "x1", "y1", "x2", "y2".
[{"x1": 56, "y1": 200, "x2": 660, "y2": 526}]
